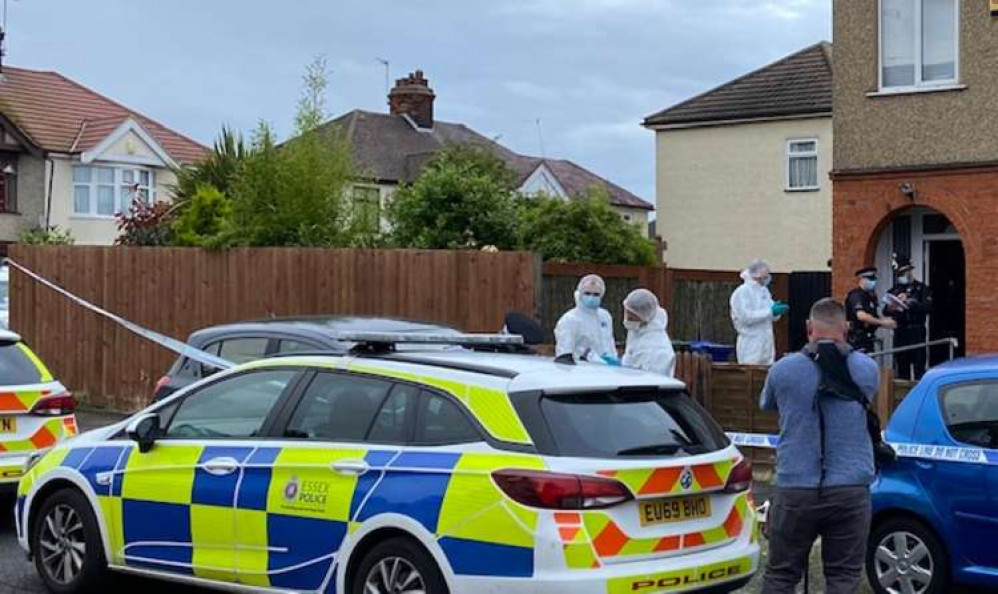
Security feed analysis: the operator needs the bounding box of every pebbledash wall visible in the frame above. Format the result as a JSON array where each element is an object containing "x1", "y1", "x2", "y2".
[{"x1": 832, "y1": 0, "x2": 998, "y2": 354}]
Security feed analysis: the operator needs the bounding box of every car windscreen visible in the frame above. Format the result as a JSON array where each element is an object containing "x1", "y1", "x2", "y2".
[
  {"x1": 535, "y1": 390, "x2": 728, "y2": 458},
  {"x1": 0, "y1": 343, "x2": 43, "y2": 386}
]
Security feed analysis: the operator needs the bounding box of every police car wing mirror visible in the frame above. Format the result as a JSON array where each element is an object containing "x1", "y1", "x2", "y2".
[{"x1": 127, "y1": 413, "x2": 160, "y2": 453}]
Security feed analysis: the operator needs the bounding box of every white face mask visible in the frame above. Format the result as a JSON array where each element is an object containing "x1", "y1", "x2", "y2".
[{"x1": 624, "y1": 319, "x2": 643, "y2": 332}]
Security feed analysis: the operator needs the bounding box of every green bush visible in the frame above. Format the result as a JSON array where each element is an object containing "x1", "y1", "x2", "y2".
[
  {"x1": 517, "y1": 186, "x2": 657, "y2": 266},
  {"x1": 172, "y1": 184, "x2": 234, "y2": 247},
  {"x1": 20, "y1": 226, "x2": 75, "y2": 245},
  {"x1": 387, "y1": 146, "x2": 520, "y2": 250}
]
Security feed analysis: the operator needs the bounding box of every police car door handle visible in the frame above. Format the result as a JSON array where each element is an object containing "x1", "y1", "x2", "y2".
[
  {"x1": 332, "y1": 460, "x2": 370, "y2": 476},
  {"x1": 203, "y1": 457, "x2": 240, "y2": 476}
]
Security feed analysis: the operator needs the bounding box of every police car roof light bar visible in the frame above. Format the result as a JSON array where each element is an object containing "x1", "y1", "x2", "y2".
[{"x1": 342, "y1": 332, "x2": 524, "y2": 355}]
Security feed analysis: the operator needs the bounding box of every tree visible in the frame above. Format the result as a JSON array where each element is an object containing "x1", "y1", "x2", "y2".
[
  {"x1": 517, "y1": 186, "x2": 658, "y2": 266},
  {"x1": 171, "y1": 126, "x2": 247, "y2": 203},
  {"x1": 387, "y1": 146, "x2": 520, "y2": 249},
  {"x1": 169, "y1": 56, "x2": 355, "y2": 248}
]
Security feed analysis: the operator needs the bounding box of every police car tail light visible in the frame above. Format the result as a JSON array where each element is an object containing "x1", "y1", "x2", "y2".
[
  {"x1": 492, "y1": 469, "x2": 633, "y2": 510},
  {"x1": 723, "y1": 458, "x2": 753, "y2": 494},
  {"x1": 30, "y1": 392, "x2": 76, "y2": 416}
]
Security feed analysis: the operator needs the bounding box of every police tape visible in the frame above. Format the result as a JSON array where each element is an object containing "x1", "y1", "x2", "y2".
[
  {"x1": 726, "y1": 432, "x2": 998, "y2": 467},
  {"x1": 3, "y1": 258, "x2": 234, "y2": 371}
]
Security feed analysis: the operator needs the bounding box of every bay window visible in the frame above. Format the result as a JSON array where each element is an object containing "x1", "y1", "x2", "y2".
[
  {"x1": 880, "y1": 0, "x2": 958, "y2": 90},
  {"x1": 73, "y1": 165, "x2": 157, "y2": 217}
]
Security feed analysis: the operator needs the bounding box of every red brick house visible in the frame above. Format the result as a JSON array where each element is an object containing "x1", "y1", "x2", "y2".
[{"x1": 832, "y1": 0, "x2": 998, "y2": 356}]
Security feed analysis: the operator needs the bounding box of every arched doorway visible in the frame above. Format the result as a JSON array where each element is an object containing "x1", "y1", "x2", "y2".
[{"x1": 872, "y1": 207, "x2": 965, "y2": 370}]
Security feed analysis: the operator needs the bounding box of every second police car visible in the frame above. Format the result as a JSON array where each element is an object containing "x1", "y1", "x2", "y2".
[{"x1": 16, "y1": 334, "x2": 759, "y2": 594}]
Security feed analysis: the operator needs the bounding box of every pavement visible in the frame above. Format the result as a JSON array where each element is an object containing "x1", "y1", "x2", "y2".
[{"x1": 0, "y1": 410, "x2": 880, "y2": 594}]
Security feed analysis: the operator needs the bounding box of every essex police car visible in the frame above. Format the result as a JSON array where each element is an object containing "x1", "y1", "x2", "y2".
[
  {"x1": 15, "y1": 333, "x2": 759, "y2": 594},
  {"x1": 1, "y1": 330, "x2": 77, "y2": 497}
]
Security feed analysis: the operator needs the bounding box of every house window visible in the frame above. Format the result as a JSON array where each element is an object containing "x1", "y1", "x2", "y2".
[
  {"x1": 73, "y1": 165, "x2": 157, "y2": 216},
  {"x1": 786, "y1": 139, "x2": 819, "y2": 191},
  {"x1": 880, "y1": 0, "x2": 958, "y2": 90},
  {"x1": 352, "y1": 186, "x2": 381, "y2": 233},
  {"x1": 0, "y1": 160, "x2": 17, "y2": 213}
]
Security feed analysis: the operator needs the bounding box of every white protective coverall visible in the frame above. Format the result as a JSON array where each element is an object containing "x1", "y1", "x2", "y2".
[
  {"x1": 730, "y1": 269, "x2": 778, "y2": 365},
  {"x1": 622, "y1": 307, "x2": 676, "y2": 377},
  {"x1": 554, "y1": 293, "x2": 617, "y2": 363}
]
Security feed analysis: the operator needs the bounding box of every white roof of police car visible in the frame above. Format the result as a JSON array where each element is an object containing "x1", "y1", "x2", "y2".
[{"x1": 260, "y1": 350, "x2": 686, "y2": 393}]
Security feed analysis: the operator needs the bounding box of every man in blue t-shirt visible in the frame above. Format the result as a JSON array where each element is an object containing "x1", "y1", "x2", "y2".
[{"x1": 759, "y1": 298, "x2": 880, "y2": 594}]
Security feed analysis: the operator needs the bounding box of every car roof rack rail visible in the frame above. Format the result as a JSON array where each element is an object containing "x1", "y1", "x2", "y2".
[{"x1": 341, "y1": 332, "x2": 524, "y2": 355}]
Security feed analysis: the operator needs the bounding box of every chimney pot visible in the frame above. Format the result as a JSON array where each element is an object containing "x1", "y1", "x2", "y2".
[{"x1": 389, "y1": 70, "x2": 435, "y2": 129}]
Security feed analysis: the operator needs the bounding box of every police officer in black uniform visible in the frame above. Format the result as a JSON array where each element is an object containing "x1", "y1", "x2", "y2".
[
  {"x1": 886, "y1": 256, "x2": 933, "y2": 380},
  {"x1": 846, "y1": 267, "x2": 896, "y2": 353}
]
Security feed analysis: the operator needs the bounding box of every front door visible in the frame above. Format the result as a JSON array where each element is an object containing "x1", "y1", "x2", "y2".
[
  {"x1": 118, "y1": 369, "x2": 298, "y2": 581},
  {"x1": 927, "y1": 240, "x2": 965, "y2": 365}
]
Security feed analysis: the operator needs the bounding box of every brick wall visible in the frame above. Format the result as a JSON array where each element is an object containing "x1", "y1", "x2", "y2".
[{"x1": 832, "y1": 165, "x2": 998, "y2": 354}]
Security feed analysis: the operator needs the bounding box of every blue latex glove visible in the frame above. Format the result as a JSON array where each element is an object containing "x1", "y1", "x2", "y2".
[
  {"x1": 601, "y1": 354, "x2": 621, "y2": 367},
  {"x1": 772, "y1": 303, "x2": 790, "y2": 317}
]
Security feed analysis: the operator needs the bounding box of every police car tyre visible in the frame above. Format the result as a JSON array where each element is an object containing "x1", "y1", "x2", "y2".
[
  {"x1": 31, "y1": 488, "x2": 109, "y2": 594},
  {"x1": 352, "y1": 537, "x2": 449, "y2": 594},
  {"x1": 866, "y1": 517, "x2": 949, "y2": 594}
]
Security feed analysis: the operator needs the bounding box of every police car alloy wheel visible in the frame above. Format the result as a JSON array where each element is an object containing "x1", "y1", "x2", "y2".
[
  {"x1": 31, "y1": 489, "x2": 109, "y2": 594},
  {"x1": 353, "y1": 538, "x2": 448, "y2": 594},
  {"x1": 867, "y1": 518, "x2": 948, "y2": 594}
]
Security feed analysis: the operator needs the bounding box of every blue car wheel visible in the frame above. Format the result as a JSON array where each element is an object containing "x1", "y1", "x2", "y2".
[{"x1": 866, "y1": 517, "x2": 948, "y2": 594}]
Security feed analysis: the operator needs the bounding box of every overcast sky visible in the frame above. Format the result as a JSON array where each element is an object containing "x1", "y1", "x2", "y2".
[{"x1": 8, "y1": 0, "x2": 831, "y2": 204}]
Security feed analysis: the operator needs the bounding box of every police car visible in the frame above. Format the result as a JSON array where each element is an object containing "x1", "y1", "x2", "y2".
[
  {"x1": 868, "y1": 357, "x2": 998, "y2": 594},
  {"x1": 0, "y1": 330, "x2": 77, "y2": 499},
  {"x1": 16, "y1": 333, "x2": 759, "y2": 594}
]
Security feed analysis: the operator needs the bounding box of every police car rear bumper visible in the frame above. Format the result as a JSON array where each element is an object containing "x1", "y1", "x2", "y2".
[{"x1": 452, "y1": 540, "x2": 761, "y2": 594}]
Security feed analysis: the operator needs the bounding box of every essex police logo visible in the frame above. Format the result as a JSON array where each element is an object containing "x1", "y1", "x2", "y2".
[
  {"x1": 283, "y1": 476, "x2": 300, "y2": 502},
  {"x1": 680, "y1": 467, "x2": 694, "y2": 491}
]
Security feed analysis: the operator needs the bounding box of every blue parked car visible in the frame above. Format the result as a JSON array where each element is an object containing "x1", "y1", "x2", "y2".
[{"x1": 869, "y1": 357, "x2": 998, "y2": 594}]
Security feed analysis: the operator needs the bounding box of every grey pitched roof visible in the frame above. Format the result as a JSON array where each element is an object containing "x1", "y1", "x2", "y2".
[
  {"x1": 322, "y1": 110, "x2": 652, "y2": 210},
  {"x1": 643, "y1": 42, "x2": 832, "y2": 128}
]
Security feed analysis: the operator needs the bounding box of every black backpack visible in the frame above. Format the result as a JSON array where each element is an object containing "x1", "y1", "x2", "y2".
[{"x1": 806, "y1": 342, "x2": 897, "y2": 480}]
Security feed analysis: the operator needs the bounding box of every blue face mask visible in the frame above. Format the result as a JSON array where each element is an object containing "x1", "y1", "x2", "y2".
[
  {"x1": 581, "y1": 295, "x2": 602, "y2": 310},
  {"x1": 897, "y1": 276, "x2": 911, "y2": 286},
  {"x1": 861, "y1": 279, "x2": 876, "y2": 292}
]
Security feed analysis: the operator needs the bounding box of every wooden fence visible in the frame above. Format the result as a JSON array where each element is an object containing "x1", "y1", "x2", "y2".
[
  {"x1": 540, "y1": 262, "x2": 671, "y2": 343},
  {"x1": 8, "y1": 246, "x2": 539, "y2": 410}
]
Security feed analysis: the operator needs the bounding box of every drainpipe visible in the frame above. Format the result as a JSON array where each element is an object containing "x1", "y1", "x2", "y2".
[{"x1": 44, "y1": 155, "x2": 53, "y2": 230}]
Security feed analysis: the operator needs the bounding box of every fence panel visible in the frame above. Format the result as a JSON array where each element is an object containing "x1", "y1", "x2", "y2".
[
  {"x1": 8, "y1": 246, "x2": 539, "y2": 411},
  {"x1": 540, "y1": 263, "x2": 671, "y2": 343}
]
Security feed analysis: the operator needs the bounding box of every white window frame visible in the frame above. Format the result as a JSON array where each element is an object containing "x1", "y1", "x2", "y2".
[
  {"x1": 877, "y1": 0, "x2": 960, "y2": 93},
  {"x1": 73, "y1": 164, "x2": 158, "y2": 218},
  {"x1": 785, "y1": 138, "x2": 820, "y2": 192}
]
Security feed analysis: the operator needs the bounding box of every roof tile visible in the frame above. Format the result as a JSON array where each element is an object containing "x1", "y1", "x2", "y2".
[
  {"x1": 0, "y1": 66, "x2": 207, "y2": 163},
  {"x1": 644, "y1": 42, "x2": 832, "y2": 128},
  {"x1": 324, "y1": 110, "x2": 652, "y2": 210}
]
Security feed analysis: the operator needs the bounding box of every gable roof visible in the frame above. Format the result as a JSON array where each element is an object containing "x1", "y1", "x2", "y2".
[
  {"x1": 325, "y1": 109, "x2": 652, "y2": 210},
  {"x1": 643, "y1": 42, "x2": 832, "y2": 129},
  {"x1": 0, "y1": 66, "x2": 208, "y2": 164}
]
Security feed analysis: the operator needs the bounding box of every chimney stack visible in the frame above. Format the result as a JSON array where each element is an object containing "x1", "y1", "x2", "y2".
[{"x1": 388, "y1": 70, "x2": 435, "y2": 129}]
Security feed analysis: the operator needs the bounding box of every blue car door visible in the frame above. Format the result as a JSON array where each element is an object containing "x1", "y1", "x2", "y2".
[{"x1": 914, "y1": 377, "x2": 998, "y2": 568}]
